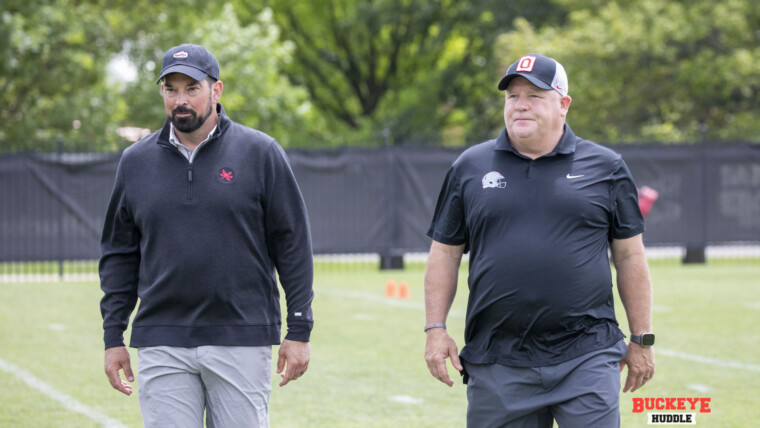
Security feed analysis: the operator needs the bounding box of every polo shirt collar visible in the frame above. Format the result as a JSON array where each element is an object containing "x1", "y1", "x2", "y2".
[
  {"x1": 168, "y1": 123, "x2": 217, "y2": 150},
  {"x1": 494, "y1": 123, "x2": 578, "y2": 156}
]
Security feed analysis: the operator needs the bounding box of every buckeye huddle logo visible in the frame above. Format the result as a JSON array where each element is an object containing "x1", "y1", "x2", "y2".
[{"x1": 633, "y1": 397, "x2": 711, "y2": 425}]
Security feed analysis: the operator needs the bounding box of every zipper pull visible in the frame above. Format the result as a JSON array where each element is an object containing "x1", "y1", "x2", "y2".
[{"x1": 188, "y1": 165, "x2": 193, "y2": 182}]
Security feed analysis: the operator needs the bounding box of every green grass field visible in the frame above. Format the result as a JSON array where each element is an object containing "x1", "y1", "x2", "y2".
[{"x1": 1, "y1": 259, "x2": 758, "y2": 427}]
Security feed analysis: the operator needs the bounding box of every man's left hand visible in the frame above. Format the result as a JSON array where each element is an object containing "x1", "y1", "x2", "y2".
[
  {"x1": 620, "y1": 342, "x2": 655, "y2": 392},
  {"x1": 277, "y1": 339, "x2": 310, "y2": 387}
]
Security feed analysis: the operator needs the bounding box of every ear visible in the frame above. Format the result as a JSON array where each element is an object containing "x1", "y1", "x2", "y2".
[
  {"x1": 559, "y1": 95, "x2": 572, "y2": 117},
  {"x1": 211, "y1": 80, "x2": 223, "y2": 103}
]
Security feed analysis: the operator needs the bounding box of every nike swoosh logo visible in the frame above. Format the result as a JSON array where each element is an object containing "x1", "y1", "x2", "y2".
[{"x1": 566, "y1": 174, "x2": 585, "y2": 179}]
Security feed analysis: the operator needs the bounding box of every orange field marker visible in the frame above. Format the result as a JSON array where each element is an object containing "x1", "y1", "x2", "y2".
[
  {"x1": 385, "y1": 279, "x2": 398, "y2": 298},
  {"x1": 399, "y1": 282, "x2": 411, "y2": 299}
]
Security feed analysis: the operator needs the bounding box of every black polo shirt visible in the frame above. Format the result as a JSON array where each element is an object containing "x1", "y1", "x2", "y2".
[{"x1": 428, "y1": 124, "x2": 644, "y2": 367}]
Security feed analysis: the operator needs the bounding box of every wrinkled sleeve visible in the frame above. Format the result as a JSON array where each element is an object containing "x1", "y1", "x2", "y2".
[
  {"x1": 609, "y1": 156, "x2": 645, "y2": 240},
  {"x1": 264, "y1": 142, "x2": 314, "y2": 342},
  {"x1": 427, "y1": 166, "x2": 468, "y2": 251},
  {"x1": 99, "y1": 156, "x2": 141, "y2": 349}
]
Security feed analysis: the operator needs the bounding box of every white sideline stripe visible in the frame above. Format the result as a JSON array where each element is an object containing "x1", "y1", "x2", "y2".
[
  {"x1": 389, "y1": 395, "x2": 423, "y2": 404},
  {"x1": 656, "y1": 349, "x2": 760, "y2": 373},
  {"x1": 687, "y1": 383, "x2": 714, "y2": 393},
  {"x1": 324, "y1": 289, "x2": 760, "y2": 373},
  {"x1": 0, "y1": 358, "x2": 127, "y2": 428}
]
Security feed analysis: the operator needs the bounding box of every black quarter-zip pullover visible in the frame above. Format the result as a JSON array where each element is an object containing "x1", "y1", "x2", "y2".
[{"x1": 100, "y1": 104, "x2": 314, "y2": 349}]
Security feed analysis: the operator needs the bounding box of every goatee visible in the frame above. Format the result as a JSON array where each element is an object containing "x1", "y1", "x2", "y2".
[{"x1": 171, "y1": 100, "x2": 213, "y2": 133}]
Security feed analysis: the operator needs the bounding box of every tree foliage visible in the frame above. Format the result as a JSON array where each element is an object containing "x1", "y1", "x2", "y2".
[
  {"x1": 2, "y1": 0, "x2": 758, "y2": 151},
  {"x1": 496, "y1": 0, "x2": 760, "y2": 143},
  {"x1": 1, "y1": 0, "x2": 320, "y2": 151},
  {"x1": 116, "y1": 4, "x2": 312, "y2": 148},
  {"x1": 0, "y1": 0, "x2": 225, "y2": 151},
  {"x1": 1, "y1": 1, "x2": 117, "y2": 150},
  {"x1": 258, "y1": 0, "x2": 565, "y2": 146}
]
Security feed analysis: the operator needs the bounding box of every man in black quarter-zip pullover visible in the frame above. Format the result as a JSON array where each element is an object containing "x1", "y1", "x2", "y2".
[{"x1": 99, "y1": 44, "x2": 313, "y2": 428}]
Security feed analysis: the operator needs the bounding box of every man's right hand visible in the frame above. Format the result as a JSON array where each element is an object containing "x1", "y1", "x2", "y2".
[
  {"x1": 104, "y1": 346, "x2": 134, "y2": 396},
  {"x1": 424, "y1": 328, "x2": 463, "y2": 387}
]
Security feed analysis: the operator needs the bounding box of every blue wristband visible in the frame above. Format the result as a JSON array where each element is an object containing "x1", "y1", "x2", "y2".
[{"x1": 424, "y1": 323, "x2": 446, "y2": 332}]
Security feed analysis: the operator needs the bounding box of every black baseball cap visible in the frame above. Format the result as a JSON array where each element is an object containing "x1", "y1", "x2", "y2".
[
  {"x1": 156, "y1": 44, "x2": 220, "y2": 84},
  {"x1": 497, "y1": 53, "x2": 568, "y2": 96}
]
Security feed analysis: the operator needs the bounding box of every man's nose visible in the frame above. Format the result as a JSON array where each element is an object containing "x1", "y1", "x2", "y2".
[
  {"x1": 174, "y1": 91, "x2": 188, "y2": 105},
  {"x1": 514, "y1": 96, "x2": 529, "y2": 110}
]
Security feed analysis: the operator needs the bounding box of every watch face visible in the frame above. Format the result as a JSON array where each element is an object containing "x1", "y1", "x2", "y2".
[{"x1": 642, "y1": 334, "x2": 655, "y2": 347}]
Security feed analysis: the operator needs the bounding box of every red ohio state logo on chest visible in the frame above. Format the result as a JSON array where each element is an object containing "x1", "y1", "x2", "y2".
[{"x1": 217, "y1": 168, "x2": 235, "y2": 184}]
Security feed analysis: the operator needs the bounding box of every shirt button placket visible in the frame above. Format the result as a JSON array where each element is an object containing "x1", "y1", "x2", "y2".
[{"x1": 527, "y1": 160, "x2": 536, "y2": 178}]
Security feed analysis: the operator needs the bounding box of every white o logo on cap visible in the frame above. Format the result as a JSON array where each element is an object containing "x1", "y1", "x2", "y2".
[{"x1": 515, "y1": 56, "x2": 536, "y2": 72}]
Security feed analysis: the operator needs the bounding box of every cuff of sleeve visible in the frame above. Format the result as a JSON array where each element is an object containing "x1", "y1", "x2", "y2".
[
  {"x1": 284, "y1": 324, "x2": 311, "y2": 342},
  {"x1": 104, "y1": 327, "x2": 125, "y2": 349}
]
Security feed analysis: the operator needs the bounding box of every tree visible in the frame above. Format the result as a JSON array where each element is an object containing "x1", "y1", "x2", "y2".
[
  {"x1": 495, "y1": 0, "x2": 760, "y2": 143},
  {"x1": 253, "y1": 0, "x2": 566, "y2": 146},
  {"x1": 1, "y1": 0, "x2": 321, "y2": 151},
  {"x1": 0, "y1": 0, "x2": 224, "y2": 152},
  {"x1": 117, "y1": 4, "x2": 312, "y2": 148},
  {"x1": 1, "y1": 1, "x2": 118, "y2": 151}
]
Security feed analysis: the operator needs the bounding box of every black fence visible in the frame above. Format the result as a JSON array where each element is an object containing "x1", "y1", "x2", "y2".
[{"x1": 1, "y1": 142, "x2": 759, "y2": 277}]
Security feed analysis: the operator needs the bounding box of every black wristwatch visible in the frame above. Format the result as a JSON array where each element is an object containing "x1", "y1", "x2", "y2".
[{"x1": 630, "y1": 333, "x2": 655, "y2": 347}]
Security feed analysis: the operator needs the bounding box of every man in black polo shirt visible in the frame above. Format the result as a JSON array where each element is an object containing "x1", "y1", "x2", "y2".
[{"x1": 424, "y1": 53, "x2": 655, "y2": 427}]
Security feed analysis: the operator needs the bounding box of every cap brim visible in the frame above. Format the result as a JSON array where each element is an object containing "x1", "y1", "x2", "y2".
[
  {"x1": 497, "y1": 73, "x2": 553, "y2": 91},
  {"x1": 156, "y1": 65, "x2": 208, "y2": 84}
]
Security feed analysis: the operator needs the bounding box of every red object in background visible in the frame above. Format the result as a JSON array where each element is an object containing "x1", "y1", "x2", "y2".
[{"x1": 638, "y1": 186, "x2": 659, "y2": 218}]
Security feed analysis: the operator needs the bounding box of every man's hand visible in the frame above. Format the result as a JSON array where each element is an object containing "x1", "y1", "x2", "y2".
[
  {"x1": 620, "y1": 342, "x2": 655, "y2": 392},
  {"x1": 104, "y1": 346, "x2": 134, "y2": 396},
  {"x1": 277, "y1": 339, "x2": 310, "y2": 387},
  {"x1": 424, "y1": 328, "x2": 463, "y2": 387}
]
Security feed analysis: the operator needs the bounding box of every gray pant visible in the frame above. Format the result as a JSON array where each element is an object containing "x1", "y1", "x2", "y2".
[
  {"x1": 138, "y1": 346, "x2": 272, "y2": 428},
  {"x1": 465, "y1": 340, "x2": 628, "y2": 428}
]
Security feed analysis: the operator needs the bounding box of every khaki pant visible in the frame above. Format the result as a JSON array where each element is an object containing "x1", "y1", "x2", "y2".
[{"x1": 138, "y1": 345, "x2": 272, "y2": 428}]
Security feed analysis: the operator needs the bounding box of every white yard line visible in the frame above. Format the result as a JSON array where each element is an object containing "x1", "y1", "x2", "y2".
[
  {"x1": 323, "y1": 288, "x2": 760, "y2": 373},
  {"x1": 0, "y1": 358, "x2": 127, "y2": 428},
  {"x1": 656, "y1": 349, "x2": 760, "y2": 373}
]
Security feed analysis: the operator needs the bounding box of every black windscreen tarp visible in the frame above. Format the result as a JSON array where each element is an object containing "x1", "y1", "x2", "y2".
[{"x1": 1, "y1": 143, "x2": 759, "y2": 261}]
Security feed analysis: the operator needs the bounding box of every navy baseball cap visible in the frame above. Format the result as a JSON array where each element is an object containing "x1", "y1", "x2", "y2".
[
  {"x1": 497, "y1": 53, "x2": 568, "y2": 96},
  {"x1": 156, "y1": 44, "x2": 220, "y2": 84}
]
